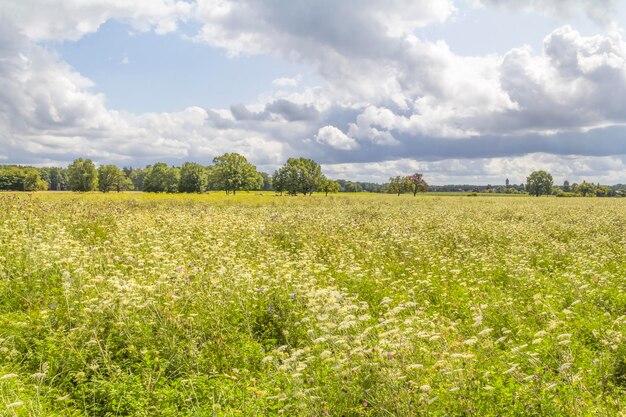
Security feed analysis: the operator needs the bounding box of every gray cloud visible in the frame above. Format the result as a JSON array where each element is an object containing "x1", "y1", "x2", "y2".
[
  {"x1": 265, "y1": 99, "x2": 320, "y2": 122},
  {"x1": 230, "y1": 103, "x2": 268, "y2": 121}
]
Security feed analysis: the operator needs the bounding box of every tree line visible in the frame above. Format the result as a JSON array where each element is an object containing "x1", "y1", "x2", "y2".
[
  {"x1": 3, "y1": 160, "x2": 624, "y2": 197},
  {"x1": 0, "y1": 154, "x2": 429, "y2": 196},
  {"x1": 525, "y1": 170, "x2": 625, "y2": 197}
]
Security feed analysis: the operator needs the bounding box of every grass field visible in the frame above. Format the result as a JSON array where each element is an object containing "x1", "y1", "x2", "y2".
[{"x1": 1, "y1": 192, "x2": 626, "y2": 416}]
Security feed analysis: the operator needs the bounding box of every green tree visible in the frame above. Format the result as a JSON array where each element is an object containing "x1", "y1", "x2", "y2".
[
  {"x1": 525, "y1": 170, "x2": 553, "y2": 197},
  {"x1": 143, "y1": 163, "x2": 180, "y2": 193},
  {"x1": 595, "y1": 185, "x2": 610, "y2": 197},
  {"x1": 40, "y1": 167, "x2": 67, "y2": 190},
  {"x1": 344, "y1": 181, "x2": 361, "y2": 192},
  {"x1": 115, "y1": 175, "x2": 134, "y2": 192},
  {"x1": 23, "y1": 170, "x2": 48, "y2": 191},
  {"x1": 212, "y1": 153, "x2": 262, "y2": 195},
  {"x1": 388, "y1": 176, "x2": 412, "y2": 196},
  {"x1": 178, "y1": 162, "x2": 208, "y2": 193},
  {"x1": 575, "y1": 181, "x2": 596, "y2": 197},
  {"x1": 0, "y1": 166, "x2": 27, "y2": 190},
  {"x1": 563, "y1": 180, "x2": 571, "y2": 192},
  {"x1": 98, "y1": 165, "x2": 125, "y2": 193},
  {"x1": 129, "y1": 168, "x2": 148, "y2": 191},
  {"x1": 272, "y1": 167, "x2": 288, "y2": 195},
  {"x1": 273, "y1": 158, "x2": 323, "y2": 196},
  {"x1": 67, "y1": 158, "x2": 98, "y2": 192},
  {"x1": 319, "y1": 177, "x2": 340, "y2": 196},
  {"x1": 259, "y1": 172, "x2": 273, "y2": 191}
]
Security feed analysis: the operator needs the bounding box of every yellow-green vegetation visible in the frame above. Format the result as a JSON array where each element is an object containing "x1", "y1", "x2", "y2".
[{"x1": 1, "y1": 192, "x2": 626, "y2": 416}]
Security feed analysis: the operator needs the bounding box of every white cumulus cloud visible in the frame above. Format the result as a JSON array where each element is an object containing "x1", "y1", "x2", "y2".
[{"x1": 315, "y1": 126, "x2": 359, "y2": 150}]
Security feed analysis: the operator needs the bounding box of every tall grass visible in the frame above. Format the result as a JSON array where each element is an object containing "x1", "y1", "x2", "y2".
[{"x1": 0, "y1": 192, "x2": 625, "y2": 416}]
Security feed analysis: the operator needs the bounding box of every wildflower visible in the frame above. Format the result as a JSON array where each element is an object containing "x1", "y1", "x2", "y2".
[
  {"x1": 503, "y1": 365, "x2": 519, "y2": 375},
  {"x1": 478, "y1": 328, "x2": 493, "y2": 337}
]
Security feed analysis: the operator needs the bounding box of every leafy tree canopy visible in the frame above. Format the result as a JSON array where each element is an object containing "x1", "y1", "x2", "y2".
[{"x1": 526, "y1": 170, "x2": 554, "y2": 197}]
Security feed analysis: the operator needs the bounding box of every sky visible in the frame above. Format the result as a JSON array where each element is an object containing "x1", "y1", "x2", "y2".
[{"x1": 1, "y1": 0, "x2": 626, "y2": 184}]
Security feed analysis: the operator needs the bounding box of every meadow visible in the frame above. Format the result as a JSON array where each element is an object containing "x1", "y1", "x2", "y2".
[{"x1": 1, "y1": 192, "x2": 625, "y2": 416}]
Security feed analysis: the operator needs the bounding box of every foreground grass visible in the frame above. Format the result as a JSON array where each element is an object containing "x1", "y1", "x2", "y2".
[{"x1": 1, "y1": 192, "x2": 625, "y2": 416}]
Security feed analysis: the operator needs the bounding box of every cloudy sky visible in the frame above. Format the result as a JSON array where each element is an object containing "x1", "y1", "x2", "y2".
[{"x1": 1, "y1": 0, "x2": 626, "y2": 184}]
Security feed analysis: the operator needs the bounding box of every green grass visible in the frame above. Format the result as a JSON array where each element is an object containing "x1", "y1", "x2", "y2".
[{"x1": 1, "y1": 192, "x2": 625, "y2": 416}]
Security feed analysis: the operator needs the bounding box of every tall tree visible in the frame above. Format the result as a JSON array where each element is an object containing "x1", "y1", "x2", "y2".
[
  {"x1": 178, "y1": 162, "x2": 208, "y2": 193},
  {"x1": 212, "y1": 153, "x2": 262, "y2": 195},
  {"x1": 273, "y1": 158, "x2": 323, "y2": 196},
  {"x1": 98, "y1": 165, "x2": 125, "y2": 193},
  {"x1": 143, "y1": 163, "x2": 180, "y2": 193},
  {"x1": 67, "y1": 158, "x2": 98, "y2": 192},
  {"x1": 40, "y1": 167, "x2": 67, "y2": 190},
  {"x1": 272, "y1": 167, "x2": 288, "y2": 195},
  {"x1": 259, "y1": 172, "x2": 273, "y2": 191},
  {"x1": 576, "y1": 181, "x2": 596, "y2": 197},
  {"x1": 407, "y1": 172, "x2": 428, "y2": 196},
  {"x1": 129, "y1": 168, "x2": 148, "y2": 191},
  {"x1": 0, "y1": 166, "x2": 27, "y2": 190},
  {"x1": 24, "y1": 170, "x2": 48, "y2": 191},
  {"x1": 526, "y1": 170, "x2": 553, "y2": 197},
  {"x1": 563, "y1": 180, "x2": 571, "y2": 192},
  {"x1": 388, "y1": 176, "x2": 412, "y2": 196}
]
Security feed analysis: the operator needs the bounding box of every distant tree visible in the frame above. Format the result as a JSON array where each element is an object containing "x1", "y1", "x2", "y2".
[
  {"x1": 67, "y1": 158, "x2": 98, "y2": 192},
  {"x1": 259, "y1": 172, "x2": 273, "y2": 191},
  {"x1": 525, "y1": 170, "x2": 553, "y2": 197},
  {"x1": 129, "y1": 168, "x2": 148, "y2": 191},
  {"x1": 143, "y1": 163, "x2": 179, "y2": 193},
  {"x1": 98, "y1": 165, "x2": 125, "y2": 193},
  {"x1": 505, "y1": 178, "x2": 510, "y2": 188},
  {"x1": 273, "y1": 158, "x2": 323, "y2": 195},
  {"x1": 0, "y1": 166, "x2": 24, "y2": 190},
  {"x1": 23, "y1": 170, "x2": 48, "y2": 191},
  {"x1": 319, "y1": 177, "x2": 340, "y2": 196},
  {"x1": 115, "y1": 175, "x2": 133, "y2": 192},
  {"x1": 344, "y1": 181, "x2": 361, "y2": 192},
  {"x1": 388, "y1": 176, "x2": 412, "y2": 196},
  {"x1": 40, "y1": 167, "x2": 67, "y2": 190},
  {"x1": 343, "y1": 181, "x2": 363, "y2": 193},
  {"x1": 272, "y1": 167, "x2": 288, "y2": 195},
  {"x1": 563, "y1": 180, "x2": 571, "y2": 192},
  {"x1": 178, "y1": 162, "x2": 207, "y2": 193},
  {"x1": 595, "y1": 185, "x2": 610, "y2": 197},
  {"x1": 407, "y1": 173, "x2": 428, "y2": 196},
  {"x1": 576, "y1": 181, "x2": 596, "y2": 197},
  {"x1": 212, "y1": 153, "x2": 263, "y2": 195}
]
